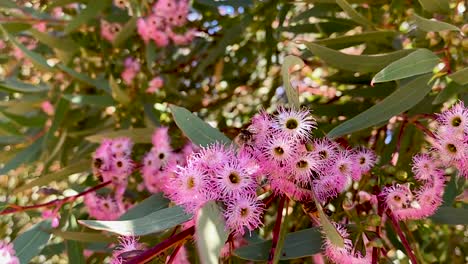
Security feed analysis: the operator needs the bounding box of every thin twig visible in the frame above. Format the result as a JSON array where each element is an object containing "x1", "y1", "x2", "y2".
[
  {"x1": 1, "y1": 181, "x2": 111, "y2": 215},
  {"x1": 386, "y1": 211, "x2": 418, "y2": 264},
  {"x1": 127, "y1": 226, "x2": 195, "y2": 264},
  {"x1": 412, "y1": 120, "x2": 436, "y2": 139},
  {"x1": 268, "y1": 195, "x2": 286, "y2": 264}
]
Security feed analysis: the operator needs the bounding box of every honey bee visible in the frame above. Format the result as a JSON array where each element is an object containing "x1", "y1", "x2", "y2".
[{"x1": 234, "y1": 128, "x2": 255, "y2": 147}]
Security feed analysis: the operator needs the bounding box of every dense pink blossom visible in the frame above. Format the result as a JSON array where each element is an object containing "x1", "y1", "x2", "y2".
[
  {"x1": 111, "y1": 236, "x2": 145, "y2": 264},
  {"x1": 0, "y1": 241, "x2": 19, "y2": 264},
  {"x1": 322, "y1": 223, "x2": 371, "y2": 264},
  {"x1": 121, "y1": 57, "x2": 140, "y2": 85},
  {"x1": 146, "y1": 77, "x2": 164, "y2": 93},
  {"x1": 84, "y1": 192, "x2": 127, "y2": 220},
  {"x1": 101, "y1": 20, "x2": 122, "y2": 42}
]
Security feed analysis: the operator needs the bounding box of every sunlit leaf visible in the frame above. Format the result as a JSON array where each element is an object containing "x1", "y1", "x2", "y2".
[
  {"x1": 448, "y1": 67, "x2": 468, "y2": 85},
  {"x1": 313, "y1": 31, "x2": 396, "y2": 50},
  {"x1": 336, "y1": 0, "x2": 373, "y2": 27},
  {"x1": 282, "y1": 55, "x2": 304, "y2": 109},
  {"x1": 79, "y1": 206, "x2": 192, "y2": 236},
  {"x1": 413, "y1": 13, "x2": 460, "y2": 32},
  {"x1": 13, "y1": 221, "x2": 52, "y2": 264},
  {"x1": 0, "y1": 79, "x2": 49, "y2": 93},
  {"x1": 50, "y1": 230, "x2": 117, "y2": 243},
  {"x1": 109, "y1": 76, "x2": 131, "y2": 105},
  {"x1": 196, "y1": 201, "x2": 229, "y2": 264},
  {"x1": 371, "y1": 49, "x2": 439, "y2": 84},
  {"x1": 170, "y1": 105, "x2": 232, "y2": 147},
  {"x1": 119, "y1": 193, "x2": 170, "y2": 220},
  {"x1": 328, "y1": 74, "x2": 433, "y2": 138},
  {"x1": 417, "y1": 0, "x2": 450, "y2": 13}
]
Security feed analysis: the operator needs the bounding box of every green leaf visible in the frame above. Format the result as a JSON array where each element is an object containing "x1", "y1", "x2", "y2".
[
  {"x1": 0, "y1": 137, "x2": 43, "y2": 175},
  {"x1": 119, "y1": 193, "x2": 170, "y2": 220},
  {"x1": 64, "y1": 0, "x2": 111, "y2": 34},
  {"x1": 85, "y1": 127, "x2": 154, "y2": 144},
  {"x1": 66, "y1": 240, "x2": 85, "y2": 264},
  {"x1": 448, "y1": 67, "x2": 468, "y2": 85},
  {"x1": 13, "y1": 221, "x2": 52, "y2": 264},
  {"x1": 413, "y1": 13, "x2": 460, "y2": 32},
  {"x1": 109, "y1": 76, "x2": 130, "y2": 105},
  {"x1": 170, "y1": 105, "x2": 232, "y2": 147},
  {"x1": 196, "y1": 201, "x2": 229, "y2": 264},
  {"x1": 44, "y1": 97, "x2": 69, "y2": 142},
  {"x1": 304, "y1": 42, "x2": 415, "y2": 73},
  {"x1": 2, "y1": 111, "x2": 47, "y2": 127},
  {"x1": 313, "y1": 197, "x2": 344, "y2": 248},
  {"x1": 50, "y1": 230, "x2": 117, "y2": 243},
  {"x1": 63, "y1": 94, "x2": 115, "y2": 107},
  {"x1": 14, "y1": 159, "x2": 90, "y2": 193},
  {"x1": 40, "y1": 243, "x2": 66, "y2": 258},
  {"x1": 314, "y1": 31, "x2": 396, "y2": 50},
  {"x1": 29, "y1": 28, "x2": 80, "y2": 52},
  {"x1": 433, "y1": 81, "x2": 467, "y2": 105},
  {"x1": 1, "y1": 22, "x2": 31, "y2": 34},
  {"x1": 235, "y1": 228, "x2": 322, "y2": 261},
  {"x1": 336, "y1": 0, "x2": 373, "y2": 27},
  {"x1": 282, "y1": 55, "x2": 304, "y2": 109},
  {"x1": 112, "y1": 17, "x2": 137, "y2": 47},
  {"x1": 328, "y1": 74, "x2": 433, "y2": 138},
  {"x1": 430, "y1": 207, "x2": 468, "y2": 225},
  {"x1": 58, "y1": 64, "x2": 110, "y2": 92},
  {"x1": 46, "y1": 0, "x2": 87, "y2": 10},
  {"x1": 79, "y1": 206, "x2": 192, "y2": 236},
  {"x1": 371, "y1": 49, "x2": 439, "y2": 84},
  {"x1": 0, "y1": 78, "x2": 50, "y2": 93},
  {"x1": 195, "y1": 0, "x2": 253, "y2": 8},
  {"x1": 417, "y1": 0, "x2": 450, "y2": 13},
  {"x1": 0, "y1": 0, "x2": 17, "y2": 8},
  {"x1": 1, "y1": 25, "x2": 54, "y2": 70}
]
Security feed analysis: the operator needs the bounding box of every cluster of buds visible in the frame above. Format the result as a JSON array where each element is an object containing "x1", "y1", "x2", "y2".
[
  {"x1": 100, "y1": 20, "x2": 122, "y2": 42},
  {"x1": 137, "y1": 0, "x2": 196, "y2": 46},
  {"x1": 121, "y1": 57, "x2": 141, "y2": 85}
]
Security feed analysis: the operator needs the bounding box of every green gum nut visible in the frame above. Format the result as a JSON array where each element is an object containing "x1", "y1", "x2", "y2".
[{"x1": 395, "y1": 170, "x2": 408, "y2": 181}]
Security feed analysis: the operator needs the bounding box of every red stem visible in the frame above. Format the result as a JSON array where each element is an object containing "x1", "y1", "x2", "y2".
[
  {"x1": 386, "y1": 211, "x2": 418, "y2": 264},
  {"x1": 166, "y1": 242, "x2": 184, "y2": 264},
  {"x1": 267, "y1": 195, "x2": 287, "y2": 264},
  {"x1": 412, "y1": 121, "x2": 436, "y2": 139},
  {"x1": 127, "y1": 226, "x2": 195, "y2": 264},
  {"x1": 0, "y1": 181, "x2": 111, "y2": 215}
]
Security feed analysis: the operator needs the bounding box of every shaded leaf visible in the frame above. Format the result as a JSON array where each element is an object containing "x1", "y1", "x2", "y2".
[
  {"x1": 58, "y1": 64, "x2": 110, "y2": 92},
  {"x1": 371, "y1": 49, "x2": 439, "y2": 84},
  {"x1": 304, "y1": 42, "x2": 415, "y2": 73},
  {"x1": 0, "y1": 0, "x2": 17, "y2": 8},
  {"x1": 29, "y1": 28, "x2": 80, "y2": 52},
  {"x1": 314, "y1": 197, "x2": 344, "y2": 249},
  {"x1": 1, "y1": 22, "x2": 31, "y2": 33},
  {"x1": 14, "y1": 159, "x2": 90, "y2": 193},
  {"x1": 282, "y1": 55, "x2": 304, "y2": 109},
  {"x1": 0, "y1": 78, "x2": 49, "y2": 93},
  {"x1": 112, "y1": 17, "x2": 137, "y2": 47},
  {"x1": 314, "y1": 31, "x2": 396, "y2": 50},
  {"x1": 66, "y1": 240, "x2": 85, "y2": 264},
  {"x1": 328, "y1": 74, "x2": 433, "y2": 138},
  {"x1": 433, "y1": 81, "x2": 467, "y2": 105},
  {"x1": 109, "y1": 76, "x2": 130, "y2": 105},
  {"x1": 2, "y1": 111, "x2": 47, "y2": 127},
  {"x1": 13, "y1": 221, "x2": 52, "y2": 264},
  {"x1": 235, "y1": 228, "x2": 322, "y2": 261},
  {"x1": 85, "y1": 128, "x2": 154, "y2": 144},
  {"x1": 430, "y1": 207, "x2": 468, "y2": 225},
  {"x1": 79, "y1": 206, "x2": 192, "y2": 236},
  {"x1": 119, "y1": 193, "x2": 170, "y2": 220},
  {"x1": 417, "y1": 0, "x2": 450, "y2": 13},
  {"x1": 195, "y1": 0, "x2": 253, "y2": 8},
  {"x1": 170, "y1": 105, "x2": 232, "y2": 147},
  {"x1": 196, "y1": 201, "x2": 229, "y2": 264},
  {"x1": 50, "y1": 230, "x2": 117, "y2": 243},
  {"x1": 64, "y1": 0, "x2": 111, "y2": 34},
  {"x1": 413, "y1": 13, "x2": 460, "y2": 32},
  {"x1": 0, "y1": 137, "x2": 44, "y2": 175},
  {"x1": 448, "y1": 67, "x2": 468, "y2": 85},
  {"x1": 63, "y1": 94, "x2": 115, "y2": 107},
  {"x1": 336, "y1": 0, "x2": 373, "y2": 27}
]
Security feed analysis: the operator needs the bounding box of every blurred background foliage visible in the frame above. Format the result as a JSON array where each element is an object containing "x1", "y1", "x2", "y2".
[{"x1": 0, "y1": 0, "x2": 466, "y2": 263}]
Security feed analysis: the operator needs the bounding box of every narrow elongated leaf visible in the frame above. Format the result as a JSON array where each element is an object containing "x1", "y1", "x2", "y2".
[
  {"x1": 170, "y1": 105, "x2": 232, "y2": 147},
  {"x1": 304, "y1": 42, "x2": 415, "y2": 73},
  {"x1": 0, "y1": 0, "x2": 17, "y2": 8},
  {"x1": 29, "y1": 28, "x2": 80, "y2": 52},
  {"x1": 0, "y1": 79, "x2": 49, "y2": 93},
  {"x1": 195, "y1": 0, "x2": 253, "y2": 8},
  {"x1": 417, "y1": 0, "x2": 450, "y2": 13},
  {"x1": 1, "y1": 22, "x2": 31, "y2": 33},
  {"x1": 64, "y1": 0, "x2": 111, "y2": 34},
  {"x1": 413, "y1": 13, "x2": 460, "y2": 32},
  {"x1": 235, "y1": 228, "x2": 322, "y2": 261},
  {"x1": 63, "y1": 94, "x2": 115, "y2": 107},
  {"x1": 430, "y1": 207, "x2": 468, "y2": 225},
  {"x1": 86, "y1": 128, "x2": 154, "y2": 144},
  {"x1": 109, "y1": 76, "x2": 130, "y2": 105},
  {"x1": 67, "y1": 240, "x2": 85, "y2": 264},
  {"x1": 14, "y1": 160, "x2": 90, "y2": 193},
  {"x1": 314, "y1": 31, "x2": 396, "y2": 50},
  {"x1": 328, "y1": 74, "x2": 433, "y2": 138},
  {"x1": 13, "y1": 221, "x2": 52, "y2": 264},
  {"x1": 433, "y1": 82, "x2": 467, "y2": 105},
  {"x1": 313, "y1": 196, "x2": 344, "y2": 248},
  {"x1": 119, "y1": 193, "x2": 170, "y2": 220},
  {"x1": 50, "y1": 230, "x2": 117, "y2": 243},
  {"x1": 112, "y1": 17, "x2": 137, "y2": 47},
  {"x1": 2, "y1": 111, "x2": 47, "y2": 127},
  {"x1": 282, "y1": 56, "x2": 304, "y2": 109},
  {"x1": 371, "y1": 49, "x2": 439, "y2": 84},
  {"x1": 79, "y1": 206, "x2": 192, "y2": 236},
  {"x1": 196, "y1": 201, "x2": 229, "y2": 264},
  {"x1": 1, "y1": 26, "x2": 54, "y2": 70},
  {"x1": 58, "y1": 64, "x2": 110, "y2": 92},
  {"x1": 336, "y1": 0, "x2": 373, "y2": 27},
  {"x1": 448, "y1": 67, "x2": 468, "y2": 85},
  {"x1": 0, "y1": 137, "x2": 43, "y2": 175}
]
